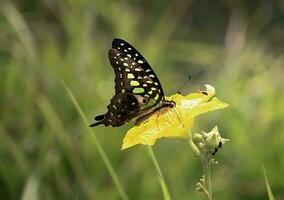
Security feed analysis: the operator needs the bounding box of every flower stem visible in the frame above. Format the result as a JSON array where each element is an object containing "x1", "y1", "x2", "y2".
[
  {"x1": 205, "y1": 165, "x2": 212, "y2": 200},
  {"x1": 191, "y1": 128, "x2": 229, "y2": 200},
  {"x1": 188, "y1": 134, "x2": 201, "y2": 156},
  {"x1": 201, "y1": 156, "x2": 212, "y2": 200},
  {"x1": 147, "y1": 146, "x2": 172, "y2": 200}
]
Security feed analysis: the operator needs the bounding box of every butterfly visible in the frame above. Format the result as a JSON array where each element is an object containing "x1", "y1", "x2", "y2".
[{"x1": 90, "y1": 38, "x2": 176, "y2": 127}]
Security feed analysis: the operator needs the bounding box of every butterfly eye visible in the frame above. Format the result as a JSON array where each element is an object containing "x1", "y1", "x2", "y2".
[{"x1": 142, "y1": 99, "x2": 147, "y2": 104}]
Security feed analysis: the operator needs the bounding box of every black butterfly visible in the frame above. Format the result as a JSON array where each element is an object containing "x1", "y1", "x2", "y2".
[{"x1": 90, "y1": 38, "x2": 175, "y2": 127}]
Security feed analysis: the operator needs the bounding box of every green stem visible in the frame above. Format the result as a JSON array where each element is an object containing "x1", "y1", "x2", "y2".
[
  {"x1": 188, "y1": 133, "x2": 201, "y2": 156},
  {"x1": 190, "y1": 132, "x2": 213, "y2": 200},
  {"x1": 206, "y1": 166, "x2": 212, "y2": 200},
  {"x1": 147, "y1": 146, "x2": 172, "y2": 200},
  {"x1": 202, "y1": 156, "x2": 212, "y2": 200}
]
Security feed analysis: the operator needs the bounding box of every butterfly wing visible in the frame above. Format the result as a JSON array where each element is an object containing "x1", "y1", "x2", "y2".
[
  {"x1": 91, "y1": 38, "x2": 166, "y2": 127},
  {"x1": 109, "y1": 38, "x2": 165, "y2": 103}
]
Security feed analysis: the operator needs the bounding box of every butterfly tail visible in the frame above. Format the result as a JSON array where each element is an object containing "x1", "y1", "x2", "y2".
[
  {"x1": 89, "y1": 121, "x2": 103, "y2": 127},
  {"x1": 89, "y1": 114, "x2": 106, "y2": 127}
]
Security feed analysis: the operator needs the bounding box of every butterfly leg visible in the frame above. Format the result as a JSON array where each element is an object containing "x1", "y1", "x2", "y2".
[
  {"x1": 135, "y1": 112, "x2": 154, "y2": 126},
  {"x1": 155, "y1": 114, "x2": 160, "y2": 131},
  {"x1": 172, "y1": 108, "x2": 183, "y2": 125}
]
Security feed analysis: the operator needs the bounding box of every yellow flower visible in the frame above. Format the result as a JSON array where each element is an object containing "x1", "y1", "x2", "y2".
[{"x1": 121, "y1": 85, "x2": 229, "y2": 150}]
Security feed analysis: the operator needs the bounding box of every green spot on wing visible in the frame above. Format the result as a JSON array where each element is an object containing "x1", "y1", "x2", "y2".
[
  {"x1": 154, "y1": 94, "x2": 159, "y2": 100},
  {"x1": 133, "y1": 88, "x2": 145, "y2": 93},
  {"x1": 130, "y1": 81, "x2": 140, "y2": 86}
]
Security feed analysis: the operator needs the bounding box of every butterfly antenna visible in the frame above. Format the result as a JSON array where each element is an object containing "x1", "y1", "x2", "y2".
[
  {"x1": 170, "y1": 74, "x2": 192, "y2": 101},
  {"x1": 176, "y1": 74, "x2": 192, "y2": 94}
]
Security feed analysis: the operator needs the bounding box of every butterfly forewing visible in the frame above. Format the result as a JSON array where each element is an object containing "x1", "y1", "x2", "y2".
[
  {"x1": 109, "y1": 38, "x2": 164, "y2": 103},
  {"x1": 91, "y1": 38, "x2": 167, "y2": 127}
]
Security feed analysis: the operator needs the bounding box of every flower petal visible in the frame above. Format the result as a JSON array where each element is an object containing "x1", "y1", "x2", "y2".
[{"x1": 121, "y1": 84, "x2": 229, "y2": 150}]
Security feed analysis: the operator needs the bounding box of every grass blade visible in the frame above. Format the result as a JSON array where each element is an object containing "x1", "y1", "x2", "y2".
[
  {"x1": 20, "y1": 172, "x2": 39, "y2": 200},
  {"x1": 1, "y1": 0, "x2": 36, "y2": 61},
  {"x1": 61, "y1": 79, "x2": 129, "y2": 200},
  {"x1": 263, "y1": 166, "x2": 275, "y2": 200}
]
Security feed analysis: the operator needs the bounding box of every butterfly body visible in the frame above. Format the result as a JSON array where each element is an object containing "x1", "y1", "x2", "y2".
[
  {"x1": 90, "y1": 38, "x2": 175, "y2": 127},
  {"x1": 134, "y1": 99, "x2": 175, "y2": 126}
]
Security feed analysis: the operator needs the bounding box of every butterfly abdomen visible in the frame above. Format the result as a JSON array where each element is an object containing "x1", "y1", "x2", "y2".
[{"x1": 134, "y1": 99, "x2": 176, "y2": 125}]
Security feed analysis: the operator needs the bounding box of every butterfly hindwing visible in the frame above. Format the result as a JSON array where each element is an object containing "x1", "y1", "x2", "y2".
[{"x1": 90, "y1": 93, "x2": 153, "y2": 127}]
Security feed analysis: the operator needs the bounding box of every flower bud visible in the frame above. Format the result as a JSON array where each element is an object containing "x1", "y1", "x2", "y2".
[{"x1": 203, "y1": 126, "x2": 229, "y2": 155}]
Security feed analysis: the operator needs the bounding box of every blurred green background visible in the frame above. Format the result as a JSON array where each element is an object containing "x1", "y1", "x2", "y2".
[{"x1": 1, "y1": 0, "x2": 284, "y2": 199}]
